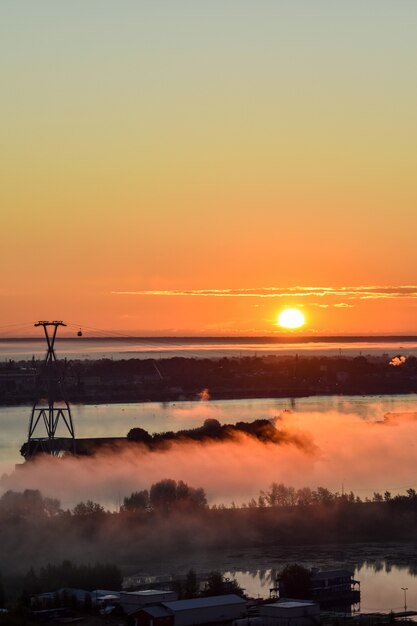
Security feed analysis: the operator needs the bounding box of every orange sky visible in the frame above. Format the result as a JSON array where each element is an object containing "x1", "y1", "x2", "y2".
[{"x1": 1, "y1": 2, "x2": 417, "y2": 336}]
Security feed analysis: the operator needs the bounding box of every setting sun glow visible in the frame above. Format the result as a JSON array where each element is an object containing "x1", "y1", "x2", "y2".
[{"x1": 277, "y1": 308, "x2": 305, "y2": 330}]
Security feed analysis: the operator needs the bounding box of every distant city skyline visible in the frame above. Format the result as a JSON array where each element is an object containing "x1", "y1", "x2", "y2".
[{"x1": 1, "y1": 2, "x2": 416, "y2": 334}]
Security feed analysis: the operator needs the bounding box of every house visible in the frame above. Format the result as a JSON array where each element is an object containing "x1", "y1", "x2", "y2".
[
  {"x1": 310, "y1": 569, "x2": 360, "y2": 610},
  {"x1": 311, "y1": 569, "x2": 360, "y2": 598},
  {"x1": 273, "y1": 568, "x2": 360, "y2": 610}
]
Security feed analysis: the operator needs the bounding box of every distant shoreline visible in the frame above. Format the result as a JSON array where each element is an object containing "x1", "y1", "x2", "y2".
[
  {"x1": 2, "y1": 335, "x2": 417, "y2": 343},
  {"x1": 2, "y1": 352, "x2": 417, "y2": 407}
]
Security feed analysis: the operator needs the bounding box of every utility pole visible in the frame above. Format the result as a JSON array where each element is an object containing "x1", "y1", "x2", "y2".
[{"x1": 23, "y1": 321, "x2": 75, "y2": 459}]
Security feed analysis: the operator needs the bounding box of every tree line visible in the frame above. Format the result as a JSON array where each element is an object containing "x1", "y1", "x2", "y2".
[
  {"x1": 3, "y1": 482, "x2": 417, "y2": 522},
  {"x1": 5, "y1": 352, "x2": 417, "y2": 405},
  {"x1": 126, "y1": 417, "x2": 294, "y2": 448},
  {"x1": 242, "y1": 483, "x2": 417, "y2": 508}
]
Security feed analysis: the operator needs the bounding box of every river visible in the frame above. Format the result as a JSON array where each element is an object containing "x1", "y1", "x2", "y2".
[
  {"x1": 3, "y1": 395, "x2": 417, "y2": 612},
  {"x1": 3, "y1": 393, "x2": 417, "y2": 473},
  {"x1": 125, "y1": 542, "x2": 417, "y2": 613}
]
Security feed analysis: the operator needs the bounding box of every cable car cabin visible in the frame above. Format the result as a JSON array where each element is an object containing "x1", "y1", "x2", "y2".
[{"x1": 77, "y1": 329, "x2": 83, "y2": 337}]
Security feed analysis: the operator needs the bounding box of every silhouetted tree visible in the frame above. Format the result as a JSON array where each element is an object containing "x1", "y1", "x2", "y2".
[
  {"x1": 127, "y1": 427, "x2": 152, "y2": 444},
  {"x1": 203, "y1": 571, "x2": 245, "y2": 597},
  {"x1": 297, "y1": 487, "x2": 314, "y2": 506},
  {"x1": 149, "y1": 479, "x2": 207, "y2": 515},
  {"x1": 123, "y1": 490, "x2": 150, "y2": 512},
  {"x1": 201, "y1": 419, "x2": 222, "y2": 437},
  {"x1": 203, "y1": 572, "x2": 226, "y2": 597},
  {"x1": 185, "y1": 569, "x2": 198, "y2": 598},
  {"x1": 0, "y1": 489, "x2": 61, "y2": 519},
  {"x1": 72, "y1": 500, "x2": 105, "y2": 516},
  {"x1": 278, "y1": 564, "x2": 312, "y2": 599}
]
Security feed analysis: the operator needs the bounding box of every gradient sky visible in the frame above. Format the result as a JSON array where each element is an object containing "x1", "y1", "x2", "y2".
[{"x1": 1, "y1": 1, "x2": 417, "y2": 335}]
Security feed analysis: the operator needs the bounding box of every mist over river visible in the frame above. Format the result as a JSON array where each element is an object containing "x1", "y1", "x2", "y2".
[
  {"x1": 3, "y1": 394, "x2": 417, "y2": 614},
  {"x1": 3, "y1": 394, "x2": 417, "y2": 502}
]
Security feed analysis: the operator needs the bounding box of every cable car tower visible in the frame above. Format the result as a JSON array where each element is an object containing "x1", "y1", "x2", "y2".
[{"x1": 23, "y1": 321, "x2": 75, "y2": 459}]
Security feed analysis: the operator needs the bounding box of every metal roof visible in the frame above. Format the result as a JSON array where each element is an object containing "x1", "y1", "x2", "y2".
[
  {"x1": 163, "y1": 594, "x2": 246, "y2": 611},
  {"x1": 139, "y1": 606, "x2": 174, "y2": 618},
  {"x1": 265, "y1": 601, "x2": 316, "y2": 609},
  {"x1": 92, "y1": 589, "x2": 120, "y2": 597},
  {"x1": 123, "y1": 589, "x2": 173, "y2": 596}
]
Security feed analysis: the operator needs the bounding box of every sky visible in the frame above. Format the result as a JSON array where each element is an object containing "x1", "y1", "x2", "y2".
[{"x1": 1, "y1": 1, "x2": 417, "y2": 336}]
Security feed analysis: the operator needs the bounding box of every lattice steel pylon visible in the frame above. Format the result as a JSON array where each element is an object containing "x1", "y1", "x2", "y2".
[{"x1": 23, "y1": 321, "x2": 75, "y2": 459}]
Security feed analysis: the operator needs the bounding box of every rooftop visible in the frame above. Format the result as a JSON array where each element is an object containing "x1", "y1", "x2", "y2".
[
  {"x1": 136, "y1": 606, "x2": 173, "y2": 618},
  {"x1": 123, "y1": 589, "x2": 173, "y2": 596},
  {"x1": 266, "y1": 601, "x2": 316, "y2": 609},
  {"x1": 163, "y1": 594, "x2": 246, "y2": 611}
]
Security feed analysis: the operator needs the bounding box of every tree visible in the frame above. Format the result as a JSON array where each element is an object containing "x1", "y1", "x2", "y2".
[
  {"x1": 406, "y1": 488, "x2": 417, "y2": 500},
  {"x1": 149, "y1": 479, "x2": 177, "y2": 515},
  {"x1": 127, "y1": 427, "x2": 152, "y2": 444},
  {"x1": 203, "y1": 571, "x2": 226, "y2": 597},
  {"x1": 203, "y1": 571, "x2": 245, "y2": 598},
  {"x1": 297, "y1": 487, "x2": 313, "y2": 506},
  {"x1": 201, "y1": 419, "x2": 222, "y2": 437},
  {"x1": 262, "y1": 483, "x2": 290, "y2": 506},
  {"x1": 72, "y1": 500, "x2": 105, "y2": 516},
  {"x1": 184, "y1": 569, "x2": 198, "y2": 598},
  {"x1": 149, "y1": 479, "x2": 207, "y2": 515},
  {"x1": 0, "y1": 489, "x2": 62, "y2": 518},
  {"x1": 278, "y1": 564, "x2": 312, "y2": 599},
  {"x1": 314, "y1": 487, "x2": 334, "y2": 505},
  {"x1": 123, "y1": 490, "x2": 150, "y2": 512}
]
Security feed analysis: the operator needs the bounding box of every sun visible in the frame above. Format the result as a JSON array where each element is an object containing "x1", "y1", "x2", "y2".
[{"x1": 277, "y1": 308, "x2": 305, "y2": 329}]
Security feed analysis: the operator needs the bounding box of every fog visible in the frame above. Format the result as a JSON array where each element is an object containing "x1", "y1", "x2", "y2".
[{"x1": 2, "y1": 405, "x2": 417, "y2": 508}]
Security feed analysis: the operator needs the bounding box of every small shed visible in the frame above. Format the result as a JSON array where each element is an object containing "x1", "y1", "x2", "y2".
[{"x1": 260, "y1": 600, "x2": 320, "y2": 626}]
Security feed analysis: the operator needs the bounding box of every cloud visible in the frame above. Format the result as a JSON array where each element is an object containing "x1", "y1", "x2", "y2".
[
  {"x1": 112, "y1": 286, "x2": 417, "y2": 302},
  {"x1": 333, "y1": 303, "x2": 355, "y2": 308}
]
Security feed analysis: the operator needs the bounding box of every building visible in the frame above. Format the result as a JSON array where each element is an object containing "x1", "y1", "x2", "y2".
[
  {"x1": 31, "y1": 587, "x2": 91, "y2": 608},
  {"x1": 259, "y1": 600, "x2": 320, "y2": 626},
  {"x1": 132, "y1": 605, "x2": 174, "y2": 626},
  {"x1": 120, "y1": 590, "x2": 178, "y2": 614},
  {"x1": 273, "y1": 568, "x2": 360, "y2": 612},
  {"x1": 310, "y1": 568, "x2": 360, "y2": 606},
  {"x1": 91, "y1": 589, "x2": 120, "y2": 607},
  {"x1": 161, "y1": 595, "x2": 247, "y2": 626},
  {"x1": 130, "y1": 594, "x2": 247, "y2": 626}
]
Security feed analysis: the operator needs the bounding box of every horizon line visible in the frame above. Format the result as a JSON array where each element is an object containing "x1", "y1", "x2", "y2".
[{"x1": 3, "y1": 334, "x2": 417, "y2": 343}]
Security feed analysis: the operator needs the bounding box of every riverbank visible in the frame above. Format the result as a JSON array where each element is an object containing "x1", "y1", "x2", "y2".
[{"x1": 1, "y1": 353, "x2": 417, "y2": 406}]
